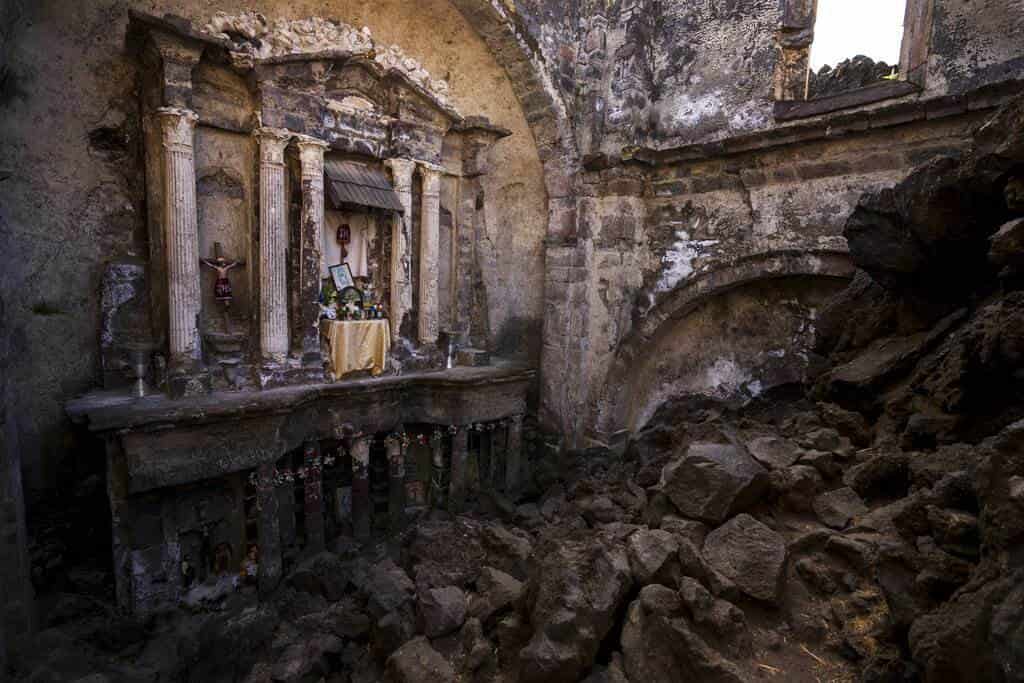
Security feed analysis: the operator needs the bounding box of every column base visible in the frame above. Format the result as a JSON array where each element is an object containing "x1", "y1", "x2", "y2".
[{"x1": 257, "y1": 357, "x2": 323, "y2": 389}]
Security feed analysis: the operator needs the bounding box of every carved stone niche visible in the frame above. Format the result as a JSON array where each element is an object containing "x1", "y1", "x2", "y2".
[{"x1": 127, "y1": 9, "x2": 512, "y2": 394}]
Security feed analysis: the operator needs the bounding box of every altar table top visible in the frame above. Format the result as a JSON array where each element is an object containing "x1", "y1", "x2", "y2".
[{"x1": 320, "y1": 319, "x2": 391, "y2": 379}]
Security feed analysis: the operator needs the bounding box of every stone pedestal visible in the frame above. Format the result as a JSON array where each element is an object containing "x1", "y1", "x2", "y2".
[
  {"x1": 303, "y1": 440, "x2": 325, "y2": 552},
  {"x1": 384, "y1": 158, "x2": 416, "y2": 342},
  {"x1": 156, "y1": 107, "x2": 209, "y2": 397},
  {"x1": 351, "y1": 437, "x2": 371, "y2": 541},
  {"x1": 296, "y1": 136, "x2": 329, "y2": 372},
  {"x1": 387, "y1": 436, "x2": 406, "y2": 533},
  {"x1": 257, "y1": 463, "x2": 282, "y2": 595},
  {"x1": 255, "y1": 128, "x2": 292, "y2": 362},
  {"x1": 450, "y1": 428, "x2": 468, "y2": 512},
  {"x1": 418, "y1": 166, "x2": 442, "y2": 344}
]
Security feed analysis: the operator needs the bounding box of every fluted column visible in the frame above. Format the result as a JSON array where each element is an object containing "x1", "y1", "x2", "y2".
[
  {"x1": 418, "y1": 165, "x2": 442, "y2": 344},
  {"x1": 255, "y1": 128, "x2": 292, "y2": 361},
  {"x1": 296, "y1": 136, "x2": 329, "y2": 366},
  {"x1": 384, "y1": 158, "x2": 416, "y2": 342},
  {"x1": 156, "y1": 107, "x2": 201, "y2": 367}
]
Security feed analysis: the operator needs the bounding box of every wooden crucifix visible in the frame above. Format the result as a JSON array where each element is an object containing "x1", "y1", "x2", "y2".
[{"x1": 200, "y1": 242, "x2": 246, "y2": 308}]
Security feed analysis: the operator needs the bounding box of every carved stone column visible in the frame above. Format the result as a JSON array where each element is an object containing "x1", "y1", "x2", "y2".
[
  {"x1": 296, "y1": 136, "x2": 329, "y2": 369},
  {"x1": 418, "y1": 165, "x2": 443, "y2": 344},
  {"x1": 155, "y1": 108, "x2": 201, "y2": 371},
  {"x1": 384, "y1": 158, "x2": 416, "y2": 342},
  {"x1": 255, "y1": 128, "x2": 292, "y2": 361},
  {"x1": 350, "y1": 437, "x2": 371, "y2": 541}
]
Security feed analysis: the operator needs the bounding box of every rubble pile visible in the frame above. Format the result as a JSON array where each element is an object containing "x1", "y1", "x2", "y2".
[{"x1": 9, "y1": 97, "x2": 1024, "y2": 683}]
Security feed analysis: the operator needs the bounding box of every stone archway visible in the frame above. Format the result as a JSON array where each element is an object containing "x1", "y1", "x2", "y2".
[
  {"x1": 447, "y1": 0, "x2": 581, "y2": 242},
  {"x1": 590, "y1": 249, "x2": 855, "y2": 440}
]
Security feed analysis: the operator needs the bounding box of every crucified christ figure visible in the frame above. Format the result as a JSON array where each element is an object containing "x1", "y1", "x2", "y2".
[{"x1": 201, "y1": 255, "x2": 243, "y2": 303}]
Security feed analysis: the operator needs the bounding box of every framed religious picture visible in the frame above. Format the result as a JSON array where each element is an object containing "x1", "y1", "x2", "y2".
[{"x1": 329, "y1": 263, "x2": 355, "y2": 291}]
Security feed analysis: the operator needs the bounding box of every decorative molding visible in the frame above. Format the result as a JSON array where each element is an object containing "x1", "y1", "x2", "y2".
[{"x1": 203, "y1": 12, "x2": 452, "y2": 105}]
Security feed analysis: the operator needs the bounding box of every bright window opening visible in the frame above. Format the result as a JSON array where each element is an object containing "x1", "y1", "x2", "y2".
[{"x1": 808, "y1": 0, "x2": 907, "y2": 99}]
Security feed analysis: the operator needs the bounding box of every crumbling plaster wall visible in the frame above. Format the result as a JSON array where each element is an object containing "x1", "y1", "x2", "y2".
[{"x1": 0, "y1": 0, "x2": 548, "y2": 491}]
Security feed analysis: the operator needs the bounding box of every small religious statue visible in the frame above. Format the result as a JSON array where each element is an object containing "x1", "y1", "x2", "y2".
[{"x1": 201, "y1": 242, "x2": 245, "y2": 306}]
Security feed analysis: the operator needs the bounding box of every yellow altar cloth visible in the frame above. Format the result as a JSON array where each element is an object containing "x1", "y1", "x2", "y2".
[{"x1": 320, "y1": 319, "x2": 391, "y2": 379}]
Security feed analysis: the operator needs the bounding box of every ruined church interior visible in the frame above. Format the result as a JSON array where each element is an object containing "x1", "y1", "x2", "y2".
[{"x1": 1, "y1": 1, "x2": 1023, "y2": 681}]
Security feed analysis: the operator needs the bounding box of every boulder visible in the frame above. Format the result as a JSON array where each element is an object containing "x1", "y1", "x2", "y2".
[
  {"x1": 288, "y1": 551, "x2": 350, "y2": 602},
  {"x1": 350, "y1": 558, "x2": 415, "y2": 619},
  {"x1": 771, "y1": 464, "x2": 825, "y2": 512},
  {"x1": 658, "y1": 516, "x2": 708, "y2": 546},
  {"x1": 620, "y1": 585, "x2": 744, "y2": 683},
  {"x1": 660, "y1": 443, "x2": 768, "y2": 525},
  {"x1": 469, "y1": 566, "x2": 524, "y2": 625},
  {"x1": 518, "y1": 537, "x2": 633, "y2": 682},
  {"x1": 385, "y1": 636, "x2": 456, "y2": 683},
  {"x1": 627, "y1": 528, "x2": 680, "y2": 586},
  {"x1": 989, "y1": 217, "x2": 1024, "y2": 270},
  {"x1": 844, "y1": 451, "x2": 910, "y2": 502},
  {"x1": 703, "y1": 514, "x2": 787, "y2": 605},
  {"x1": 271, "y1": 633, "x2": 343, "y2": 682},
  {"x1": 418, "y1": 586, "x2": 467, "y2": 638},
  {"x1": 812, "y1": 487, "x2": 868, "y2": 529},
  {"x1": 677, "y1": 577, "x2": 748, "y2": 652},
  {"x1": 745, "y1": 436, "x2": 802, "y2": 470}
]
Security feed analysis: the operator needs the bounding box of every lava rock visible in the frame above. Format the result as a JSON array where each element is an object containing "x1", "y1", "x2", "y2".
[
  {"x1": 745, "y1": 435, "x2": 802, "y2": 470},
  {"x1": 469, "y1": 566, "x2": 524, "y2": 625},
  {"x1": 660, "y1": 443, "x2": 768, "y2": 525},
  {"x1": 627, "y1": 528, "x2": 680, "y2": 586},
  {"x1": 702, "y1": 514, "x2": 787, "y2": 605},
  {"x1": 385, "y1": 636, "x2": 456, "y2": 683},
  {"x1": 620, "y1": 585, "x2": 744, "y2": 683},
  {"x1": 812, "y1": 487, "x2": 868, "y2": 529},
  {"x1": 518, "y1": 537, "x2": 633, "y2": 682},
  {"x1": 844, "y1": 451, "x2": 910, "y2": 502},
  {"x1": 418, "y1": 586, "x2": 467, "y2": 638},
  {"x1": 289, "y1": 551, "x2": 350, "y2": 602}
]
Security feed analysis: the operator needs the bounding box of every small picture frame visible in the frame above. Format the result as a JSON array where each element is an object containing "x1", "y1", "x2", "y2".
[{"x1": 329, "y1": 263, "x2": 355, "y2": 291}]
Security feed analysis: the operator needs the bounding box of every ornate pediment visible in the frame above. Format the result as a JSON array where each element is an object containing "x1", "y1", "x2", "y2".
[{"x1": 202, "y1": 12, "x2": 452, "y2": 108}]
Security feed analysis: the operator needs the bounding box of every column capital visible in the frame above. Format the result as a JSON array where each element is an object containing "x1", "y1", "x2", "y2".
[
  {"x1": 254, "y1": 127, "x2": 292, "y2": 164},
  {"x1": 155, "y1": 107, "x2": 198, "y2": 149},
  {"x1": 384, "y1": 158, "x2": 417, "y2": 188},
  {"x1": 294, "y1": 133, "x2": 330, "y2": 151},
  {"x1": 418, "y1": 163, "x2": 444, "y2": 194}
]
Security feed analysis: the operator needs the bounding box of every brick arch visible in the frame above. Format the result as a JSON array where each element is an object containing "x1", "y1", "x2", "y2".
[
  {"x1": 590, "y1": 249, "x2": 855, "y2": 439},
  {"x1": 447, "y1": 0, "x2": 580, "y2": 241}
]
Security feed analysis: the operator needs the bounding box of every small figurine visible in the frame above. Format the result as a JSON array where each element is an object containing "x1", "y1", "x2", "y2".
[{"x1": 201, "y1": 242, "x2": 245, "y2": 306}]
